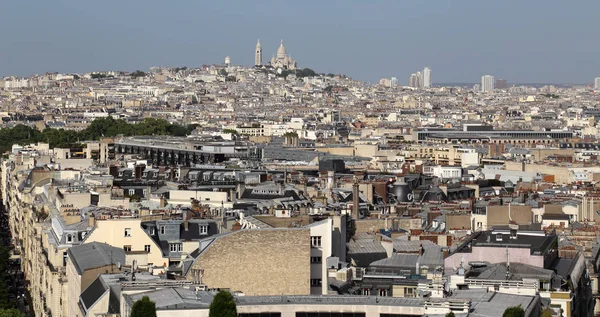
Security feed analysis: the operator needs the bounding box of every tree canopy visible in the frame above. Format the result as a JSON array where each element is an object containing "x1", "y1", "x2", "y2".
[
  {"x1": 541, "y1": 307, "x2": 553, "y2": 317},
  {"x1": 445, "y1": 312, "x2": 456, "y2": 317},
  {"x1": 209, "y1": 290, "x2": 237, "y2": 317},
  {"x1": 277, "y1": 68, "x2": 317, "y2": 79},
  {"x1": 0, "y1": 309, "x2": 24, "y2": 317},
  {"x1": 0, "y1": 117, "x2": 198, "y2": 154},
  {"x1": 222, "y1": 129, "x2": 239, "y2": 135},
  {"x1": 130, "y1": 296, "x2": 157, "y2": 317},
  {"x1": 283, "y1": 131, "x2": 298, "y2": 138},
  {"x1": 130, "y1": 70, "x2": 147, "y2": 78},
  {"x1": 90, "y1": 73, "x2": 107, "y2": 79},
  {"x1": 502, "y1": 305, "x2": 524, "y2": 317},
  {"x1": 0, "y1": 246, "x2": 15, "y2": 310}
]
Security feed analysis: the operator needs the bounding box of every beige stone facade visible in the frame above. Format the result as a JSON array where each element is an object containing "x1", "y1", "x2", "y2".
[{"x1": 188, "y1": 229, "x2": 311, "y2": 296}]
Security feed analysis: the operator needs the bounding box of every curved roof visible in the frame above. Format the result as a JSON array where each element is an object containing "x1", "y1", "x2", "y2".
[{"x1": 277, "y1": 40, "x2": 286, "y2": 58}]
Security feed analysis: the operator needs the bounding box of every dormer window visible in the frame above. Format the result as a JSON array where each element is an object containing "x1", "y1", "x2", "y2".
[
  {"x1": 169, "y1": 243, "x2": 182, "y2": 252},
  {"x1": 66, "y1": 234, "x2": 73, "y2": 243},
  {"x1": 496, "y1": 234, "x2": 503, "y2": 241},
  {"x1": 199, "y1": 225, "x2": 208, "y2": 235},
  {"x1": 160, "y1": 226, "x2": 165, "y2": 234},
  {"x1": 150, "y1": 228, "x2": 155, "y2": 235}
]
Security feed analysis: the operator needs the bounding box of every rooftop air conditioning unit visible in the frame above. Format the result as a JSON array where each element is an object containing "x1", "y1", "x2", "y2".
[{"x1": 195, "y1": 285, "x2": 207, "y2": 292}]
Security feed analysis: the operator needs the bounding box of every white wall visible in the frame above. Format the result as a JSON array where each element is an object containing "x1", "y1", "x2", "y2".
[
  {"x1": 167, "y1": 190, "x2": 231, "y2": 208},
  {"x1": 84, "y1": 219, "x2": 166, "y2": 267},
  {"x1": 309, "y1": 219, "x2": 333, "y2": 295}
]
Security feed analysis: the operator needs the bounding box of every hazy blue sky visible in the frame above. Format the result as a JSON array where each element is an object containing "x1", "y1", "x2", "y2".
[{"x1": 1, "y1": 0, "x2": 599, "y2": 84}]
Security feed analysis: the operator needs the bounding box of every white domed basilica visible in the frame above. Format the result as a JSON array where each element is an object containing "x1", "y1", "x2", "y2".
[{"x1": 255, "y1": 39, "x2": 297, "y2": 70}]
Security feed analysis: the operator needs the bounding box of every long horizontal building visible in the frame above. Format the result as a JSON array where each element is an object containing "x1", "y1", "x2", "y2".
[
  {"x1": 99, "y1": 136, "x2": 258, "y2": 165},
  {"x1": 116, "y1": 285, "x2": 541, "y2": 317},
  {"x1": 413, "y1": 128, "x2": 574, "y2": 144}
]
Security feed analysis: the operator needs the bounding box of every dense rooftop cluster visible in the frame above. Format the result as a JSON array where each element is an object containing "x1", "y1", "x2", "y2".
[{"x1": 1, "y1": 64, "x2": 600, "y2": 317}]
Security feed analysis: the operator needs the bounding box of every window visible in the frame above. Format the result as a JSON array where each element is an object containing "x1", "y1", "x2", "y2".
[
  {"x1": 124, "y1": 228, "x2": 131, "y2": 237},
  {"x1": 128, "y1": 189, "x2": 135, "y2": 196},
  {"x1": 311, "y1": 236, "x2": 322, "y2": 248},
  {"x1": 199, "y1": 225, "x2": 208, "y2": 235},
  {"x1": 379, "y1": 288, "x2": 388, "y2": 296},
  {"x1": 310, "y1": 279, "x2": 322, "y2": 287},
  {"x1": 160, "y1": 226, "x2": 165, "y2": 234},
  {"x1": 169, "y1": 243, "x2": 182, "y2": 252},
  {"x1": 123, "y1": 245, "x2": 132, "y2": 252},
  {"x1": 405, "y1": 287, "x2": 415, "y2": 297},
  {"x1": 144, "y1": 245, "x2": 151, "y2": 252},
  {"x1": 143, "y1": 189, "x2": 147, "y2": 196},
  {"x1": 150, "y1": 228, "x2": 155, "y2": 235},
  {"x1": 496, "y1": 234, "x2": 503, "y2": 241},
  {"x1": 310, "y1": 256, "x2": 322, "y2": 264},
  {"x1": 66, "y1": 234, "x2": 73, "y2": 243}
]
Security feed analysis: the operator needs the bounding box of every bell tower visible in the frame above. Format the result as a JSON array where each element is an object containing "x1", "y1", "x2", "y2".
[{"x1": 255, "y1": 39, "x2": 262, "y2": 66}]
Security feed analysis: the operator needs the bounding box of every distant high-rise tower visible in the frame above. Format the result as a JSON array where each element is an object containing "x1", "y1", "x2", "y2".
[
  {"x1": 595, "y1": 77, "x2": 600, "y2": 90},
  {"x1": 495, "y1": 79, "x2": 508, "y2": 90},
  {"x1": 390, "y1": 77, "x2": 398, "y2": 87},
  {"x1": 255, "y1": 39, "x2": 262, "y2": 66},
  {"x1": 409, "y1": 73, "x2": 418, "y2": 88},
  {"x1": 481, "y1": 75, "x2": 495, "y2": 92},
  {"x1": 423, "y1": 67, "x2": 432, "y2": 88},
  {"x1": 416, "y1": 71, "x2": 423, "y2": 88}
]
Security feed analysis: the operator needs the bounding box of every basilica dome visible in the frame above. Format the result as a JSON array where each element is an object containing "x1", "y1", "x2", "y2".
[{"x1": 277, "y1": 40, "x2": 287, "y2": 58}]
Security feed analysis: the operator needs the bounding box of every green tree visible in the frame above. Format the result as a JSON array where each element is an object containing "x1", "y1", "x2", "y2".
[
  {"x1": 209, "y1": 290, "x2": 237, "y2": 317},
  {"x1": 90, "y1": 73, "x2": 107, "y2": 79},
  {"x1": 445, "y1": 312, "x2": 456, "y2": 317},
  {"x1": 0, "y1": 117, "x2": 198, "y2": 155},
  {"x1": 283, "y1": 131, "x2": 298, "y2": 138},
  {"x1": 222, "y1": 129, "x2": 238, "y2": 135},
  {"x1": 130, "y1": 70, "x2": 147, "y2": 78},
  {"x1": 541, "y1": 307, "x2": 553, "y2": 317},
  {"x1": 0, "y1": 309, "x2": 24, "y2": 317},
  {"x1": 503, "y1": 305, "x2": 524, "y2": 317},
  {"x1": 130, "y1": 296, "x2": 157, "y2": 317}
]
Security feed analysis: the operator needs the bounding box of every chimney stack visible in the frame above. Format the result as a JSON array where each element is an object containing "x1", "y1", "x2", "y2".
[
  {"x1": 183, "y1": 209, "x2": 189, "y2": 231},
  {"x1": 352, "y1": 176, "x2": 360, "y2": 220},
  {"x1": 88, "y1": 214, "x2": 96, "y2": 228}
]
